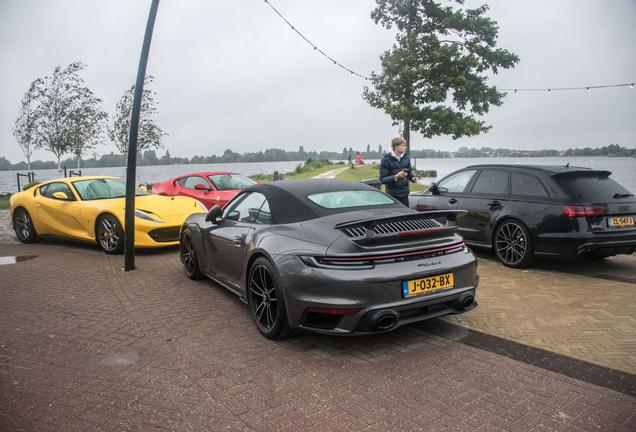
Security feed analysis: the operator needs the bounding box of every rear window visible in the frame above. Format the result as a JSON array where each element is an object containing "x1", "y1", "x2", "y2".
[
  {"x1": 308, "y1": 190, "x2": 394, "y2": 209},
  {"x1": 554, "y1": 175, "x2": 633, "y2": 200}
]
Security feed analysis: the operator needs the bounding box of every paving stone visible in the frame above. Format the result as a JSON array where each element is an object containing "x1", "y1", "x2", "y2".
[{"x1": 0, "y1": 209, "x2": 635, "y2": 430}]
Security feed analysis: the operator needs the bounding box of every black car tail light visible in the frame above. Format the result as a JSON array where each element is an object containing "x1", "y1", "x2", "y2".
[{"x1": 562, "y1": 205, "x2": 604, "y2": 218}]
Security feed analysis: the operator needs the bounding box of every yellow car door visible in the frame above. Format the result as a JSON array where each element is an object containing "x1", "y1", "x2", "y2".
[{"x1": 35, "y1": 182, "x2": 93, "y2": 240}]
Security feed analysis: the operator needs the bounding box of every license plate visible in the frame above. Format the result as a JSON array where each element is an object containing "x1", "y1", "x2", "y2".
[
  {"x1": 403, "y1": 273, "x2": 454, "y2": 297},
  {"x1": 608, "y1": 216, "x2": 634, "y2": 227}
]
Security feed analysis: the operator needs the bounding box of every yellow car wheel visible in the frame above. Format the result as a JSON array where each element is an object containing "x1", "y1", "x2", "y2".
[
  {"x1": 13, "y1": 208, "x2": 38, "y2": 244},
  {"x1": 96, "y1": 213, "x2": 124, "y2": 255}
]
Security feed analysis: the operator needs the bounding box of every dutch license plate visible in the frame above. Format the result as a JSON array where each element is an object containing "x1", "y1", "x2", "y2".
[
  {"x1": 403, "y1": 273, "x2": 454, "y2": 297},
  {"x1": 608, "y1": 216, "x2": 634, "y2": 227}
]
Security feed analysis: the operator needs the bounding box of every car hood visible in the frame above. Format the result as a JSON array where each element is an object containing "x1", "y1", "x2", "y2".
[{"x1": 132, "y1": 195, "x2": 204, "y2": 217}]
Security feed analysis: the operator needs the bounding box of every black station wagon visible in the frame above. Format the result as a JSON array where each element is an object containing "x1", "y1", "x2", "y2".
[{"x1": 409, "y1": 164, "x2": 636, "y2": 268}]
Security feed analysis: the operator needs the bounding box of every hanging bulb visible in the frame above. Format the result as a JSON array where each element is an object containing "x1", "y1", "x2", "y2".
[
  {"x1": 548, "y1": 89, "x2": 551, "y2": 93},
  {"x1": 291, "y1": 26, "x2": 295, "y2": 31},
  {"x1": 484, "y1": 89, "x2": 488, "y2": 93},
  {"x1": 587, "y1": 87, "x2": 590, "y2": 91},
  {"x1": 514, "y1": 89, "x2": 517, "y2": 93},
  {"x1": 313, "y1": 47, "x2": 317, "y2": 51},
  {"x1": 631, "y1": 83, "x2": 634, "y2": 88},
  {"x1": 334, "y1": 61, "x2": 337, "y2": 66}
]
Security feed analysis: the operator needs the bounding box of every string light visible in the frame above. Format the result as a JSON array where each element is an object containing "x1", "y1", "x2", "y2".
[
  {"x1": 265, "y1": 1, "x2": 635, "y2": 93},
  {"x1": 264, "y1": 0, "x2": 370, "y2": 79}
]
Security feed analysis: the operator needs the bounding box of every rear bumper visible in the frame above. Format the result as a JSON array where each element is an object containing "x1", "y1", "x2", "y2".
[
  {"x1": 535, "y1": 232, "x2": 636, "y2": 259},
  {"x1": 274, "y1": 247, "x2": 479, "y2": 335}
]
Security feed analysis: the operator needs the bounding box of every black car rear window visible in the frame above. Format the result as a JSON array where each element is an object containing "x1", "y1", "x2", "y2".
[{"x1": 553, "y1": 175, "x2": 633, "y2": 200}]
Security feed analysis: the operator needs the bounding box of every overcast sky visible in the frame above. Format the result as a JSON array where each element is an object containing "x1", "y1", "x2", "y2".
[{"x1": 1, "y1": 0, "x2": 635, "y2": 164}]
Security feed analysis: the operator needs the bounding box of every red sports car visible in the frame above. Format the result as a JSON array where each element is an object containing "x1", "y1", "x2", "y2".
[{"x1": 151, "y1": 172, "x2": 257, "y2": 210}]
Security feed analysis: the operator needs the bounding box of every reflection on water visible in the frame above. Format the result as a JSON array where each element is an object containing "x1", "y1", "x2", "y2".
[{"x1": 1, "y1": 157, "x2": 634, "y2": 195}]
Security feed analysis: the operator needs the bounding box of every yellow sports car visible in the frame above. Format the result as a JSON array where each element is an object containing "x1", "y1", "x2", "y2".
[{"x1": 10, "y1": 176, "x2": 206, "y2": 254}]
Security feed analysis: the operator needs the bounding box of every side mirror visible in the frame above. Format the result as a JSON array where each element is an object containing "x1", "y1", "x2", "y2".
[
  {"x1": 428, "y1": 182, "x2": 439, "y2": 194},
  {"x1": 195, "y1": 183, "x2": 212, "y2": 191},
  {"x1": 52, "y1": 191, "x2": 69, "y2": 200},
  {"x1": 205, "y1": 204, "x2": 222, "y2": 223},
  {"x1": 139, "y1": 185, "x2": 148, "y2": 192}
]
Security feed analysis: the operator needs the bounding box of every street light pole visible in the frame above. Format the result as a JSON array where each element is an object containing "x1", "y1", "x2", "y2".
[{"x1": 124, "y1": 0, "x2": 160, "y2": 271}]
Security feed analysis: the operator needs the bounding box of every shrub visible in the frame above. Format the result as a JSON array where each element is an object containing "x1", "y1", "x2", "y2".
[{"x1": 22, "y1": 181, "x2": 41, "y2": 191}]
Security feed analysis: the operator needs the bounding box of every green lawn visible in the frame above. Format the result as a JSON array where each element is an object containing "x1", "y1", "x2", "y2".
[
  {"x1": 335, "y1": 164, "x2": 429, "y2": 192},
  {"x1": 0, "y1": 197, "x2": 9, "y2": 210}
]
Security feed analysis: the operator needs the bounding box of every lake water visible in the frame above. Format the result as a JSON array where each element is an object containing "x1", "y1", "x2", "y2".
[{"x1": 1, "y1": 157, "x2": 634, "y2": 195}]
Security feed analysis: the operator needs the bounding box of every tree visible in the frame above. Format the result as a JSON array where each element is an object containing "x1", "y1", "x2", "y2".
[
  {"x1": 109, "y1": 76, "x2": 167, "y2": 158},
  {"x1": 26, "y1": 62, "x2": 108, "y2": 172},
  {"x1": 12, "y1": 89, "x2": 39, "y2": 171},
  {"x1": 363, "y1": 0, "x2": 520, "y2": 154}
]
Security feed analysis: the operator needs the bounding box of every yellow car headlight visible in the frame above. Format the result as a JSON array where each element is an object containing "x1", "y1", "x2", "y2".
[{"x1": 135, "y1": 209, "x2": 164, "y2": 223}]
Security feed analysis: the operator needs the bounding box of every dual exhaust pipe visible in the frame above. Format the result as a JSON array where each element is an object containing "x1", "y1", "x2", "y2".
[{"x1": 371, "y1": 290, "x2": 476, "y2": 331}]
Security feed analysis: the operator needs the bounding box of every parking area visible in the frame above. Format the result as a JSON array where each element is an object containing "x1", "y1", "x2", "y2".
[{"x1": 0, "y1": 210, "x2": 634, "y2": 431}]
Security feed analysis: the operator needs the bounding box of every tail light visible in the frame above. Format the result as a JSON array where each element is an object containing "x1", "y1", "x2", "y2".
[{"x1": 562, "y1": 205, "x2": 604, "y2": 218}]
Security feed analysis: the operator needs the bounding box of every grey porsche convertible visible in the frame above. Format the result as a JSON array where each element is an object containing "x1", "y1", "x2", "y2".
[{"x1": 179, "y1": 179, "x2": 479, "y2": 339}]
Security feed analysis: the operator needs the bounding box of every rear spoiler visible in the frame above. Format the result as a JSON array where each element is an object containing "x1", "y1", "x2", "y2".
[
  {"x1": 334, "y1": 210, "x2": 467, "y2": 230},
  {"x1": 548, "y1": 169, "x2": 611, "y2": 178}
]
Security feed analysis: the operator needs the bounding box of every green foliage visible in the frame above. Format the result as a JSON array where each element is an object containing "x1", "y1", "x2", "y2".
[
  {"x1": 109, "y1": 75, "x2": 167, "y2": 157},
  {"x1": 22, "y1": 181, "x2": 41, "y2": 191},
  {"x1": 0, "y1": 197, "x2": 9, "y2": 210},
  {"x1": 363, "y1": 0, "x2": 520, "y2": 152},
  {"x1": 26, "y1": 62, "x2": 108, "y2": 171}
]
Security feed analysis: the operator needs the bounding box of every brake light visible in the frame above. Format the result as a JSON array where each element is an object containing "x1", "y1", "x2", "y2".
[{"x1": 562, "y1": 205, "x2": 604, "y2": 218}]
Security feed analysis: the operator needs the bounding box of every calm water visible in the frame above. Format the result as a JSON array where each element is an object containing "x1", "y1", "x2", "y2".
[{"x1": 1, "y1": 157, "x2": 634, "y2": 195}]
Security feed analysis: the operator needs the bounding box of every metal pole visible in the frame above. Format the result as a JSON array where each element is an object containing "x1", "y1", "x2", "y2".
[{"x1": 124, "y1": 0, "x2": 160, "y2": 271}]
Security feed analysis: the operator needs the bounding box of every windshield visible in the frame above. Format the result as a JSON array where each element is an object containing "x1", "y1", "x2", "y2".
[
  {"x1": 308, "y1": 190, "x2": 394, "y2": 209},
  {"x1": 72, "y1": 178, "x2": 149, "y2": 200},
  {"x1": 207, "y1": 174, "x2": 256, "y2": 191}
]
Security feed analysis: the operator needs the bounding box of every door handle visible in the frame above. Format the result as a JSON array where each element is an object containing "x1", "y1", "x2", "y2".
[
  {"x1": 448, "y1": 199, "x2": 457, "y2": 204},
  {"x1": 487, "y1": 201, "x2": 501, "y2": 207}
]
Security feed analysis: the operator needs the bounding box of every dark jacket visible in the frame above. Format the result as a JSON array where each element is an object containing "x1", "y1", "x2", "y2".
[{"x1": 379, "y1": 152, "x2": 415, "y2": 198}]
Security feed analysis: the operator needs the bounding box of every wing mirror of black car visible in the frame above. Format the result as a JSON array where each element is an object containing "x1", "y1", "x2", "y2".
[
  {"x1": 195, "y1": 183, "x2": 213, "y2": 191},
  {"x1": 205, "y1": 204, "x2": 222, "y2": 223}
]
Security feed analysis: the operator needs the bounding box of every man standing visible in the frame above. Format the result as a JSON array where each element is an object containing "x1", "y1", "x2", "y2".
[{"x1": 379, "y1": 137, "x2": 418, "y2": 206}]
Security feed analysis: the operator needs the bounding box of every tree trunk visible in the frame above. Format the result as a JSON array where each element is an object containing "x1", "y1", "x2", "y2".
[{"x1": 403, "y1": 119, "x2": 411, "y2": 155}]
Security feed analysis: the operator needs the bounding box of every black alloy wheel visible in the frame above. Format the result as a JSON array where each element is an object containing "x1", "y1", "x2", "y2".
[
  {"x1": 13, "y1": 208, "x2": 38, "y2": 243},
  {"x1": 180, "y1": 228, "x2": 203, "y2": 280},
  {"x1": 494, "y1": 220, "x2": 534, "y2": 268},
  {"x1": 247, "y1": 257, "x2": 292, "y2": 339},
  {"x1": 96, "y1": 213, "x2": 124, "y2": 255}
]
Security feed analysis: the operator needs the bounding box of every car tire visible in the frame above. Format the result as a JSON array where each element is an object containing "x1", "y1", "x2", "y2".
[
  {"x1": 96, "y1": 213, "x2": 124, "y2": 255},
  {"x1": 13, "y1": 208, "x2": 38, "y2": 243},
  {"x1": 247, "y1": 257, "x2": 292, "y2": 340},
  {"x1": 180, "y1": 228, "x2": 203, "y2": 280},
  {"x1": 494, "y1": 219, "x2": 534, "y2": 268}
]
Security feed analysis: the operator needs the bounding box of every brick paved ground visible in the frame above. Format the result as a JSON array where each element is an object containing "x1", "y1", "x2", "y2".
[{"x1": 1, "y1": 210, "x2": 635, "y2": 431}]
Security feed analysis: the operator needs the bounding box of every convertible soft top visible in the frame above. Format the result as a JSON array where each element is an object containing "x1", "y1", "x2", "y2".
[{"x1": 242, "y1": 179, "x2": 405, "y2": 224}]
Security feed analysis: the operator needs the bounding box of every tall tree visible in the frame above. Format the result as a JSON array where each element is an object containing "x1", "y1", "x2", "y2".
[
  {"x1": 12, "y1": 89, "x2": 39, "y2": 171},
  {"x1": 363, "y1": 0, "x2": 519, "y2": 154},
  {"x1": 109, "y1": 76, "x2": 167, "y2": 158},
  {"x1": 28, "y1": 62, "x2": 108, "y2": 172}
]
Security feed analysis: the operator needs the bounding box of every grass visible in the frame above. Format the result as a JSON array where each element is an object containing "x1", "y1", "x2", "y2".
[
  {"x1": 335, "y1": 164, "x2": 429, "y2": 192},
  {"x1": 0, "y1": 197, "x2": 9, "y2": 210}
]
